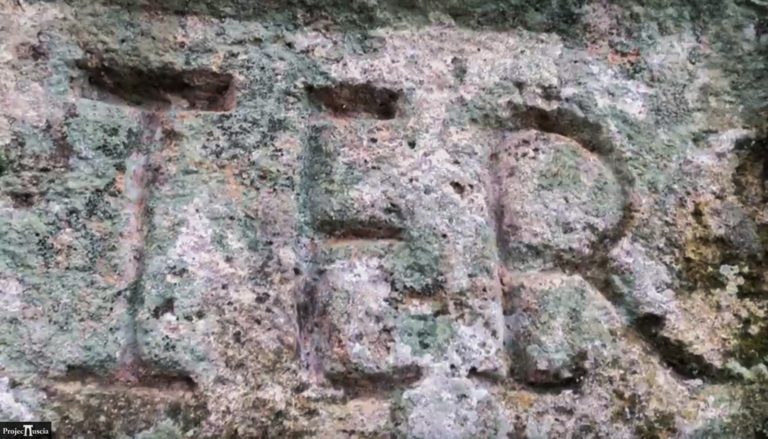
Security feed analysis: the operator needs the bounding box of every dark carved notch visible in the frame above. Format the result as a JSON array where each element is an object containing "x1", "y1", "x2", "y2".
[
  {"x1": 74, "y1": 59, "x2": 236, "y2": 112},
  {"x1": 306, "y1": 82, "x2": 402, "y2": 119}
]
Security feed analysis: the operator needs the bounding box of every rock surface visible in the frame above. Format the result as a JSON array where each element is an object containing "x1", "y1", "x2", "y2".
[
  {"x1": 503, "y1": 272, "x2": 621, "y2": 386},
  {"x1": 0, "y1": 0, "x2": 767, "y2": 437}
]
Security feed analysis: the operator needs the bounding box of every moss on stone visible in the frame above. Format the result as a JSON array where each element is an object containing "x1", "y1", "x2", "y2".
[
  {"x1": 0, "y1": 150, "x2": 8, "y2": 177},
  {"x1": 635, "y1": 411, "x2": 677, "y2": 439},
  {"x1": 536, "y1": 144, "x2": 586, "y2": 192},
  {"x1": 734, "y1": 322, "x2": 768, "y2": 369},
  {"x1": 126, "y1": 419, "x2": 184, "y2": 439},
  {"x1": 703, "y1": 376, "x2": 768, "y2": 438},
  {"x1": 678, "y1": 199, "x2": 768, "y2": 299}
]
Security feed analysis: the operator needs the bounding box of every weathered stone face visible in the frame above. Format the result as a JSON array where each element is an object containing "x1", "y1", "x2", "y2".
[
  {"x1": 1, "y1": 0, "x2": 767, "y2": 437},
  {"x1": 503, "y1": 272, "x2": 621, "y2": 385},
  {"x1": 393, "y1": 375, "x2": 505, "y2": 439},
  {"x1": 490, "y1": 129, "x2": 626, "y2": 271}
]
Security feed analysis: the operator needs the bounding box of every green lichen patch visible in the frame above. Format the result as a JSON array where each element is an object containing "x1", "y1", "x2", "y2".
[
  {"x1": 64, "y1": 100, "x2": 144, "y2": 161},
  {"x1": 698, "y1": 374, "x2": 768, "y2": 438},
  {"x1": 634, "y1": 411, "x2": 678, "y2": 439},
  {"x1": 734, "y1": 322, "x2": 768, "y2": 369},
  {"x1": 679, "y1": 198, "x2": 767, "y2": 299},
  {"x1": 385, "y1": 231, "x2": 445, "y2": 296},
  {"x1": 0, "y1": 150, "x2": 8, "y2": 177},
  {"x1": 536, "y1": 143, "x2": 588, "y2": 192},
  {"x1": 397, "y1": 314, "x2": 454, "y2": 357}
]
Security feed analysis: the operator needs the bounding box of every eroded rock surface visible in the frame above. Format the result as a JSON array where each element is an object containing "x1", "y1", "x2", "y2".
[
  {"x1": 0, "y1": 0, "x2": 767, "y2": 437},
  {"x1": 503, "y1": 272, "x2": 621, "y2": 386}
]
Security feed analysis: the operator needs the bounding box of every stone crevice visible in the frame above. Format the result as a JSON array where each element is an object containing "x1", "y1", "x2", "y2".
[{"x1": 73, "y1": 57, "x2": 236, "y2": 112}]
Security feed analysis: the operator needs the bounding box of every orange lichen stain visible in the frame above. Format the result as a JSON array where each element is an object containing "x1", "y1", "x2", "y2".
[
  {"x1": 96, "y1": 258, "x2": 120, "y2": 286},
  {"x1": 114, "y1": 171, "x2": 125, "y2": 194},
  {"x1": 274, "y1": 133, "x2": 300, "y2": 154},
  {"x1": 86, "y1": 220, "x2": 110, "y2": 236},
  {"x1": 158, "y1": 131, "x2": 180, "y2": 162},
  {"x1": 51, "y1": 228, "x2": 74, "y2": 269},
  {"x1": 209, "y1": 52, "x2": 226, "y2": 72},
  {"x1": 608, "y1": 48, "x2": 641, "y2": 67},
  {"x1": 175, "y1": 112, "x2": 197, "y2": 122},
  {"x1": 587, "y1": 42, "x2": 608, "y2": 58},
  {"x1": 112, "y1": 363, "x2": 140, "y2": 385},
  {"x1": 508, "y1": 390, "x2": 538, "y2": 410},
  {"x1": 224, "y1": 165, "x2": 244, "y2": 201}
]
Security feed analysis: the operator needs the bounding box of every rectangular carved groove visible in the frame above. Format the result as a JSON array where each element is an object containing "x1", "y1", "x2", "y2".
[
  {"x1": 58, "y1": 365, "x2": 197, "y2": 393},
  {"x1": 320, "y1": 223, "x2": 405, "y2": 240},
  {"x1": 74, "y1": 59, "x2": 235, "y2": 112},
  {"x1": 326, "y1": 365, "x2": 423, "y2": 398},
  {"x1": 306, "y1": 83, "x2": 402, "y2": 120}
]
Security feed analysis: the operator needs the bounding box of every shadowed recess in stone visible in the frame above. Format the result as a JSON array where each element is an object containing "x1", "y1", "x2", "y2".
[
  {"x1": 484, "y1": 103, "x2": 620, "y2": 161},
  {"x1": 318, "y1": 221, "x2": 405, "y2": 241},
  {"x1": 521, "y1": 364, "x2": 587, "y2": 391},
  {"x1": 8, "y1": 191, "x2": 35, "y2": 208},
  {"x1": 325, "y1": 365, "x2": 423, "y2": 398},
  {"x1": 151, "y1": 297, "x2": 176, "y2": 319},
  {"x1": 46, "y1": 374, "x2": 208, "y2": 439},
  {"x1": 634, "y1": 314, "x2": 727, "y2": 381},
  {"x1": 481, "y1": 104, "x2": 635, "y2": 268},
  {"x1": 306, "y1": 83, "x2": 402, "y2": 120},
  {"x1": 73, "y1": 59, "x2": 236, "y2": 112},
  {"x1": 730, "y1": 136, "x2": 768, "y2": 298},
  {"x1": 57, "y1": 365, "x2": 198, "y2": 393},
  {"x1": 61, "y1": 0, "x2": 600, "y2": 35},
  {"x1": 734, "y1": 137, "x2": 768, "y2": 202}
]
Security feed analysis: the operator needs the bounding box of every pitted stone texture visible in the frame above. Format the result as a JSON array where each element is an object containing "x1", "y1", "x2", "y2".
[
  {"x1": 0, "y1": 377, "x2": 40, "y2": 421},
  {"x1": 608, "y1": 236, "x2": 678, "y2": 320},
  {"x1": 308, "y1": 254, "x2": 407, "y2": 379},
  {"x1": 503, "y1": 272, "x2": 621, "y2": 385},
  {"x1": 0, "y1": 8, "x2": 307, "y2": 432},
  {"x1": 302, "y1": 119, "x2": 414, "y2": 238},
  {"x1": 300, "y1": 98, "x2": 507, "y2": 379},
  {"x1": 298, "y1": 25, "x2": 561, "y2": 294},
  {"x1": 2, "y1": 0, "x2": 768, "y2": 437},
  {"x1": 0, "y1": 100, "x2": 144, "y2": 376},
  {"x1": 138, "y1": 193, "x2": 233, "y2": 378},
  {"x1": 491, "y1": 130, "x2": 625, "y2": 271},
  {"x1": 627, "y1": 130, "x2": 768, "y2": 376},
  {"x1": 131, "y1": 112, "x2": 304, "y2": 433},
  {"x1": 310, "y1": 397, "x2": 392, "y2": 438},
  {"x1": 394, "y1": 375, "x2": 506, "y2": 439},
  {"x1": 302, "y1": 245, "x2": 505, "y2": 381}
]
